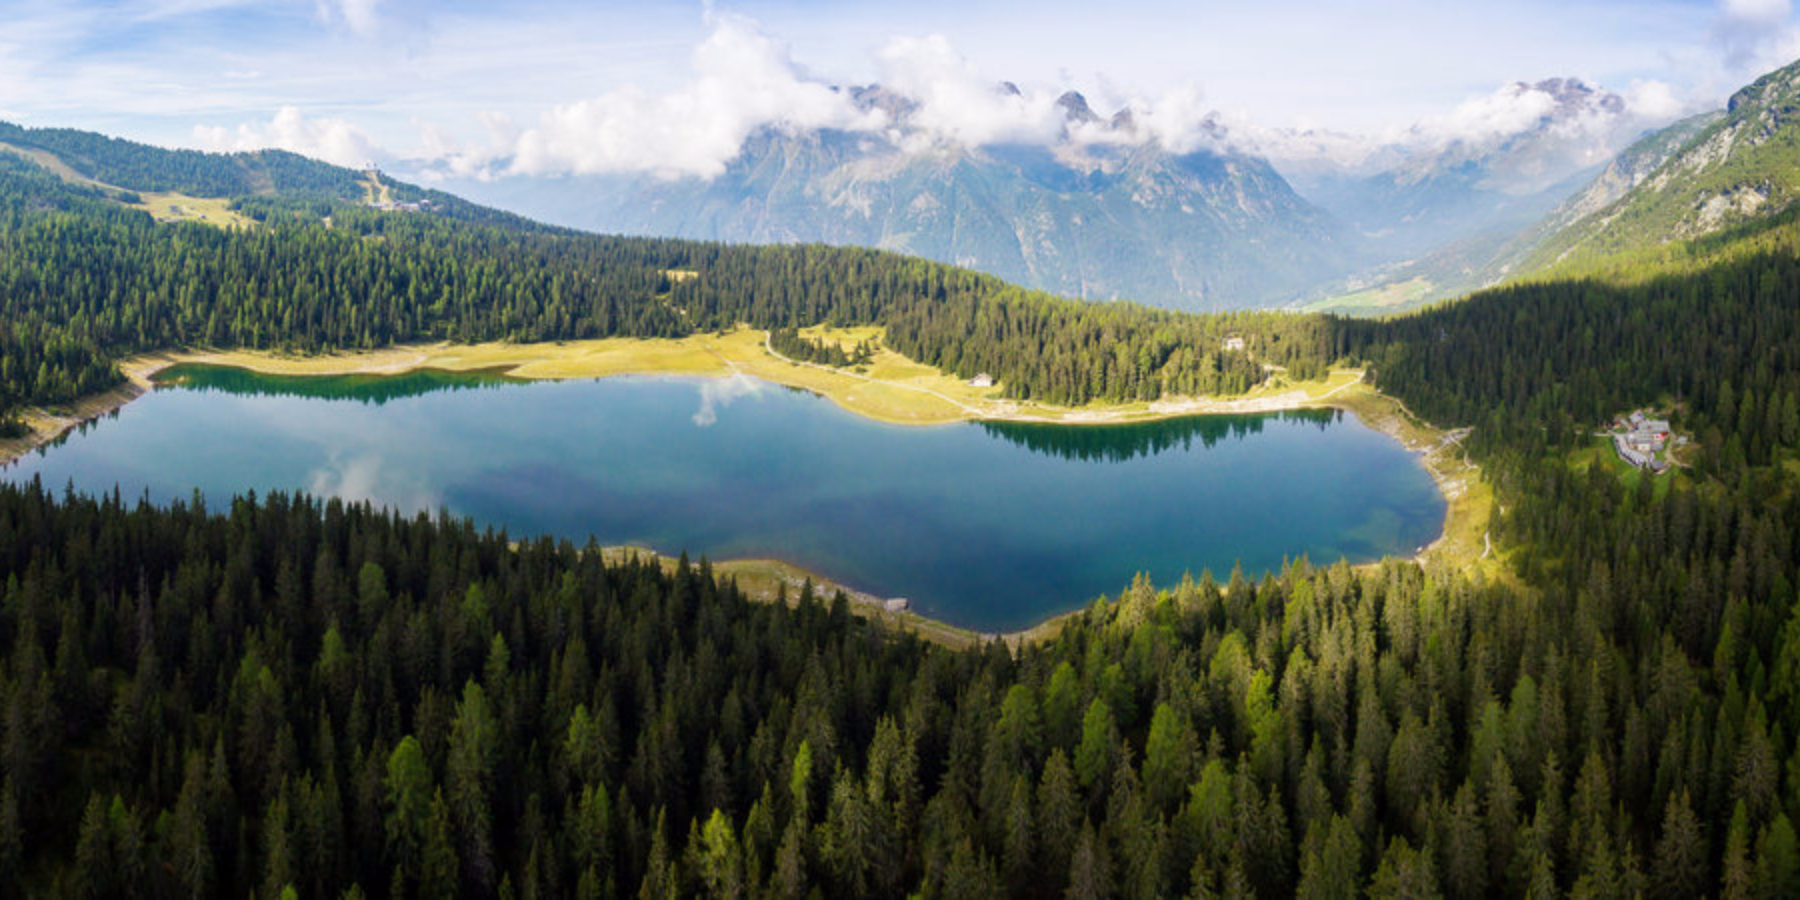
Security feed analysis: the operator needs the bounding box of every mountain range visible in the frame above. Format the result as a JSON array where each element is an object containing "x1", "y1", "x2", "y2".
[
  {"x1": 436, "y1": 73, "x2": 1686, "y2": 313},
  {"x1": 1287, "y1": 79, "x2": 1648, "y2": 259},
  {"x1": 448, "y1": 88, "x2": 1359, "y2": 312},
  {"x1": 14, "y1": 55, "x2": 1800, "y2": 320}
]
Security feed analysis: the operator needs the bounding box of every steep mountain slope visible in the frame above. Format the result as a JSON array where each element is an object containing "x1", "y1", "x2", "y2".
[
  {"x1": 1525, "y1": 110, "x2": 1725, "y2": 235},
  {"x1": 1294, "y1": 79, "x2": 1643, "y2": 263},
  {"x1": 1304, "y1": 110, "x2": 1720, "y2": 315},
  {"x1": 447, "y1": 92, "x2": 1360, "y2": 313},
  {"x1": 1525, "y1": 58, "x2": 1800, "y2": 274}
]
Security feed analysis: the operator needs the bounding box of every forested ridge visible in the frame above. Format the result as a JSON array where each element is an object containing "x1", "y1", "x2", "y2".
[
  {"x1": 0, "y1": 121, "x2": 368, "y2": 203},
  {"x1": 0, "y1": 129, "x2": 1328, "y2": 429},
  {"x1": 5, "y1": 122, "x2": 1800, "y2": 897}
]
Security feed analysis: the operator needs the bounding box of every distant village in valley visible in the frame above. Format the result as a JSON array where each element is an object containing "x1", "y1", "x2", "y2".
[{"x1": 1609, "y1": 409, "x2": 1685, "y2": 472}]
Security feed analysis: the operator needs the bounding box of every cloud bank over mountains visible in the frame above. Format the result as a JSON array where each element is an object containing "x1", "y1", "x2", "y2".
[
  {"x1": 185, "y1": 4, "x2": 1768, "y2": 183},
  {"x1": 509, "y1": 15, "x2": 883, "y2": 180}
]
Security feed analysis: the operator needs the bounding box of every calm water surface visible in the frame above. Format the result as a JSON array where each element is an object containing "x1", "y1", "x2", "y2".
[{"x1": 3, "y1": 367, "x2": 1445, "y2": 631}]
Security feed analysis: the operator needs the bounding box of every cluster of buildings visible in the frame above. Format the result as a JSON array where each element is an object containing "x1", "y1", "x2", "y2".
[
  {"x1": 370, "y1": 198, "x2": 433, "y2": 213},
  {"x1": 1612, "y1": 410, "x2": 1673, "y2": 471}
]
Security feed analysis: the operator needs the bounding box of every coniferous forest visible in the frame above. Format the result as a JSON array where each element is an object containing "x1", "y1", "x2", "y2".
[
  {"x1": 3, "y1": 125, "x2": 1800, "y2": 897},
  {"x1": 0, "y1": 139, "x2": 1316, "y2": 428}
]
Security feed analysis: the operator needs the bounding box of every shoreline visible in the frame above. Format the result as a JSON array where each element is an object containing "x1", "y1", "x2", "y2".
[
  {"x1": 0, "y1": 334, "x2": 1498, "y2": 645},
  {"x1": 0, "y1": 355, "x2": 171, "y2": 470}
]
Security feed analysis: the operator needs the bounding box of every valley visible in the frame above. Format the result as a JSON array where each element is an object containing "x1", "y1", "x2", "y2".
[{"x1": 4, "y1": 40, "x2": 1800, "y2": 897}]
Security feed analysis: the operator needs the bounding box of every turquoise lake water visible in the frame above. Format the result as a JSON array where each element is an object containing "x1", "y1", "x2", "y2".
[{"x1": 2, "y1": 366, "x2": 1445, "y2": 631}]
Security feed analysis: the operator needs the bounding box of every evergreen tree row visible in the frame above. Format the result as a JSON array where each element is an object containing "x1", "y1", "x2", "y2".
[{"x1": 0, "y1": 150, "x2": 1319, "y2": 429}]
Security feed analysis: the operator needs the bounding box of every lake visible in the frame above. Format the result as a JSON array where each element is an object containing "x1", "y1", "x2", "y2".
[{"x1": 3, "y1": 367, "x2": 1445, "y2": 632}]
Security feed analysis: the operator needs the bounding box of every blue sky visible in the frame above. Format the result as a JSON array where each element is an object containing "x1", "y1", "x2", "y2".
[{"x1": 1, "y1": 0, "x2": 1794, "y2": 175}]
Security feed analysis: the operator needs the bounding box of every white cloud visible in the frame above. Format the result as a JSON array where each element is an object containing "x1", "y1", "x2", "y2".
[
  {"x1": 1207, "y1": 115, "x2": 1395, "y2": 172},
  {"x1": 1, "y1": 4, "x2": 1753, "y2": 185},
  {"x1": 1235, "y1": 74, "x2": 1697, "y2": 186},
  {"x1": 1108, "y1": 83, "x2": 1224, "y2": 154},
  {"x1": 1415, "y1": 82, "x2": 1562, "y2": 149},
  {"x1": 874, "y1": 34, "x2": 1063, "y2": 148},
  {"x1": 1712, "y1": 0, "x2": 1800, "y2": 74},
  {"x1": 692, "y1": 374, "x2": 763, "y2": 427},
  {"x1": 509, "y1": 15, "x2": 884, "y2": 179},
  {"x1": 316, "y1": 0, "x2": 382, "y2": 35},
  {"x1": 1623, "y1": 79, "x2": 1684, "y2": 121},
  {"x1": 193, "y1": 106, "x2": 383, "y2": 168},
  {"x1": 867, "y1": 35, "x2": 1235, "y2": 156},
  {"x1": 413, "y1": 111, "x2": 518, "y2": 180},
  {"x1": 306, "y1": 451, "x2": 440, "y2": 513}
]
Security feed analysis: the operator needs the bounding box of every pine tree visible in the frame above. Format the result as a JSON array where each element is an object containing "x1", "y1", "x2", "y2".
[
  {"x1": 1143, "y1": 703, "x2": 1195, "y2": 813},
  {"x1": 384, "y1": 736, "x2": 434, "y2": 883},
  {"x1": 448, "y1": 680, "x2": 499, "y2": 893},
  {"x1": 1440, "y1": 782, "x2": 1488, "y2": 899},
  {"x1": 0, "y1": 777, "x2": 21, "y2": 888},
  {"x1": 1369, "y1": 835, "x2": 1442, "y2": 899},
  {"x1": 73, "y1": 794, "x2": 114, "y2": 899},
  {"x1": 697, "y1": 809, "x2": 744, "y2": 900},
  {"x1": 421, "y1": 791, "x2": 460, "y2": 900},
  {"x1": 1065, "y1": 823, "x2": 1112, "y2": 900},
  {"x1": 819, "y1": 767, "x2": 874, "y2": 896},
  {"x1": 1722, "y1": 801, "x2": 1754, "y2": 900},
  {"x1": 1001, "y1": 774, "x2": 1034, "y2": 894},
  {"x1": 1296, "y1": 815, "x2": 1361, "y2": 900},
  {"x1": 1037, "y1": 749, "x2": 1081, "y2": 890},
  {"x1": 1652, "y1": 789, "x2": 1706, "y2": 900},
  {"x1": 1075, "y1": 700, "x2": 1120, "y2": 790},
  {"x1": 1755, "y1": 813, "x2": 1800, "y2": 900}
]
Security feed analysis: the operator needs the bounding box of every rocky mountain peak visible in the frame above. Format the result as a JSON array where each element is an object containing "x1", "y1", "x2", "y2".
[
  {"x1": 1527, "y1": 77, "x2": 1625, "y2": 116},
  {"x1": 1727, "y1": 56, "x2": 1800, "y2": 113},
  {"x1": 1056, "y1": 91, "x2": 1100, "y2": 124},
  {"x1": 847, "y1": 85, "x2": 918, "y2": 122}
]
